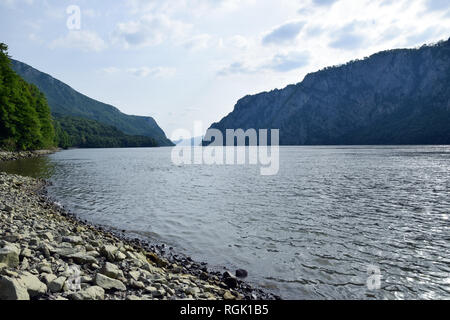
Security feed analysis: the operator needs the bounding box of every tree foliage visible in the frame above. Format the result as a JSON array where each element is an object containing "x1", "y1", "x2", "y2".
[
  {"x1": 0, "y1": 43, "x2": 56, "y2": 151},
  {"x1": 11, "y1": 59, "x2": 173, "y2": 146},
  {"x1": 1, "y1": 42, "x2": 159, "y2": 151},
  {"x1": 54, "y1": 116, "x2": 158, "y2": 149}
]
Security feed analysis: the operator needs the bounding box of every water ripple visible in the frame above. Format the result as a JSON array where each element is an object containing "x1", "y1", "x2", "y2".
[{"x1": 34, "y1": 146, "x2": 450, "y2": 299}]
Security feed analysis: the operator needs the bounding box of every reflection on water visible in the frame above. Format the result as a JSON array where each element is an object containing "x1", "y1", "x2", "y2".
[
  {"x1": 1, "y1": 146, "x2": 450, "y2": 300},
  {"x1": 0, "y1": 156, "x2": 55, "y2": 178}
]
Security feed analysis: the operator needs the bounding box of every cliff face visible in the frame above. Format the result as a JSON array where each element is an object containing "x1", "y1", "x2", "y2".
[{"x1": 207, "y1": 38, "x2": 450, "y2": 145}]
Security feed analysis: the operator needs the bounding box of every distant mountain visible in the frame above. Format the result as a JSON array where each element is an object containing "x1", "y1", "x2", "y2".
[
  {"x1": 175, "y1": 136, "x2": 204, "y2": 146},
  {"x1": 11, "y1": 60, "x2": 173, "y2": 146},
  {"x1": 206, "y1": 38, "x2": 450, "y2": 145}
]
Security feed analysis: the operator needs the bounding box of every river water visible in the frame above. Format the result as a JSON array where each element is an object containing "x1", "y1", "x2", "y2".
[{"x1": 1, "y1": 146, "x2": 449, "y2": 299}]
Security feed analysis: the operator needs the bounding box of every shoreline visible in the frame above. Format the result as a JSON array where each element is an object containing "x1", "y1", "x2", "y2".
[
  {"x1": 0, "y1": 149, "x2": 59, "y2": 162},
  {"x1": 0, "y1": 152, "x2": 279, "y2": 300}
]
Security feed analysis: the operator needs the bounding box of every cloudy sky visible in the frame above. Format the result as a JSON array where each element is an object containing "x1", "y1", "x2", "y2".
[{"x1": 1, "y1": 0, "x2": 449, "y2": 137}]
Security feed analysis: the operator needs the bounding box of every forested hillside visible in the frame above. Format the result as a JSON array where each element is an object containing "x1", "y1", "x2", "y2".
[
  {"x1": 0, "y1": 44, "x2": 55, "y2": 151},
  {"x1": 54, "y1": 116, "x2": 157, "y2": 149},
  {"x1": 11, "y1": 60, "x2": 173, "y2": 146},
  {"x1": 1, "y1": 42, "x2": 168, "y2": 151}
]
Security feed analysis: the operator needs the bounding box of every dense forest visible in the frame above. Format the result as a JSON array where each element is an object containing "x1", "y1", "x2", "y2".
[
  {"x1": 0, "y1": 42, "x2": 162, "y2": 151},
  {"x1": 0, "y1": 43, "x2": 55, "y2": 151},
  {"x1": 11, "y1": 59, "x2": 174, "y2": 146},
  {"x1": 54, "y1": 115, "x2": 157, "y2": 149}
]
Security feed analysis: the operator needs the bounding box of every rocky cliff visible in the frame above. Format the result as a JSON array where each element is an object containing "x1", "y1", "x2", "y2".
[{"x1": 207, "y1": 38, "x2": 450, "y2": 145}]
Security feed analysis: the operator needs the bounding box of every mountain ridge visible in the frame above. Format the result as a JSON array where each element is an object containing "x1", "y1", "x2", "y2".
[
  {"x1": 11, "y1": 59, "x2": 174, "y2": 146},
  {"x1": 206, "y1": 38, "x2": 450, "y2": 145}
]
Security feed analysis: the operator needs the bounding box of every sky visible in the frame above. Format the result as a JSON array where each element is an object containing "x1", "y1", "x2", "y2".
[{"x1": 0, "y1": 0, "x2": 449, "y2": 138}]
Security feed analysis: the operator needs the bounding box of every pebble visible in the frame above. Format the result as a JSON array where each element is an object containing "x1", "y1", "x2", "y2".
[
  {"x1": 0, "y1": 168, "x2": 277, "y2": 301},
  {"x1": 236, "y1": 269, "x2": 248, "y2": 278}
]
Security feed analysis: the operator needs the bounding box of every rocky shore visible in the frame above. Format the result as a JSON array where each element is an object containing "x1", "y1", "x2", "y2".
[
  {"x1": 0, "y1": 150, "x2": 57, "y2": 162},
  {"x1": 0, "y1": 157, "x2": 278, "y2": 300}
]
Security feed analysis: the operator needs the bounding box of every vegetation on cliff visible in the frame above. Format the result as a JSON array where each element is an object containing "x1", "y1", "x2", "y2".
[
  {"x1": 206, "y1": 38, "x2": 450, "y2": 145},
  {"x1": 0, "y1": 44, "x2": 55, "y2": 151},
  {"x1": 11, "y1": 59, "x2": 173, "y2": 147},
  {"x1": 1, "y1": 42, "x2": 169, "y2": 151},
  {"x1": 54, "y1": 116, "x2": 157, "y2": 149}
]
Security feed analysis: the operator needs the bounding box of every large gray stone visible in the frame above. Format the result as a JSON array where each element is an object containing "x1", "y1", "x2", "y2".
[
  {"x1": 62, "y1": 236, "x2": 83, "y2": 245},
  {"x1": 100, "y1": 262, "x2": 124, "y2": 279},
  {"x1": 53, "y1": 247, "x2": 78, "y2": 257},
  {"x1": 115, "y1": 251, "x2": 126, "y2": 261},
  {"x1": 0, "y1": 276, "x2": 30, "y2": 300},
  {"x1": 95, "y1": 273, "x2": 126, "y2": 291},
  {"x1": 67, "y1": 252, "x2": 98, "y2": 265},
  {"x1": 19, "y1": 272, "x2": 47, "y2": 297},
  {"x1": 129, "y1": 279, "x2": 145, "y2": 289},
  {"x1": 38, "y1": 263, "x2": 52, "y2": 274},
  {"x1": 40, "y1": 232, "x2": 54, "y2": 242},
  {"x1": 69, "y1": 286, "x2": 105, "y2": 300},
  {"x1": 41, "y1": 273, "x2": 57, "y2": 285},
  {"x1": 48, "y1": 277, "x2": 67, "y2": 293},
  {"x1": 100, "y1": 245, "x2": 118, "y2": 262},
  {"x1": 0, "y1": 244, "x2": 20, "y2": 268},
  {"x1": 20, "y1": 248, "x2": 32, "y2": 258},
  {"x1": 128, "y1": 270, "x2": 141, "y2": 281}
]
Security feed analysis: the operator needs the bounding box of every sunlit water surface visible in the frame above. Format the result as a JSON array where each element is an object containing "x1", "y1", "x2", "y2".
[{"x1": 2, "y1": 146, "x2": 449, "y2": 299}]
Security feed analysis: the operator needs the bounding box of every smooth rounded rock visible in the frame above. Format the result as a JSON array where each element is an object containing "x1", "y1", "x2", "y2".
[{"x1": 235, "y1": 269, "x2": 248, "y2": 278}]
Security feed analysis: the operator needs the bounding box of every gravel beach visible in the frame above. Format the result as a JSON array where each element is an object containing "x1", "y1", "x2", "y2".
[
  {"x1": 0, "y1": 150, "x2": 57, "y2": 162},
  {"x1": 0, "y1": 151, "x2": 278, "y2": 301}
]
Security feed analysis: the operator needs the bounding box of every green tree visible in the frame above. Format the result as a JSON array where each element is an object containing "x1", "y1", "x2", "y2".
[
  {"x1": 0, "y1": 42, "x2": 56, "y2": 150},
  {"x1": 54, "y1": 116, "x2": 158, "y2": 149}
]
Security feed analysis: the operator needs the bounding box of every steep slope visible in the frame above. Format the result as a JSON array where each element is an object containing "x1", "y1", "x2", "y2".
[
  {"x1": 0, "y1": 45, "x2": 55, "y2": 151},
  {"x1": 207, "y1": 38, "x2": 450, "y2": 145},
  {"x1": 54, "y1": 116, "x2": 157, "y2": 149},
  {"x1": 11, "y1": 60, "x2": 173, "y2": 146}
]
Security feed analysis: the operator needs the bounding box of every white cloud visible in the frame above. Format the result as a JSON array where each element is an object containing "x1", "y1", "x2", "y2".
[
  {"x1": 182, "y1": 34, "x2": 212, "y2": 51},
  {"x1": 217, "y1": 61, "x2": 255, "y2": 76},
  {"x1": 28, "y1": 32, "x2": 42, "y2": 44},
  {"x1": 3, "y1": 0, "x2": 450, "y2": 136},
  {"x1": 226, "y1": 35, "x2": 249, "y2": 49},
  {"x1": 50, "y1": 30, "x2": 107, "y2": 52},
  {"x1": 102, "y1": 67, "x2": 121, "y2": 75},
  {"x1": 125, "y1": 0, "x2": 255, "y2": 16},
  {"x1": 218, "y1": 50, "x2": 310, "y2": 76},
  {"x1": 102, "y1": 66, "x2": 176, "y2": 78},
  {"x1": 127, "y1": 66, "x2": 176, "y2": 78},
  {"x1": 113, "y1": 14, "x2": 191, "y2": 48},
  {"x1": 0, "y1": 0, "x2": 34, "y2": 7}
]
